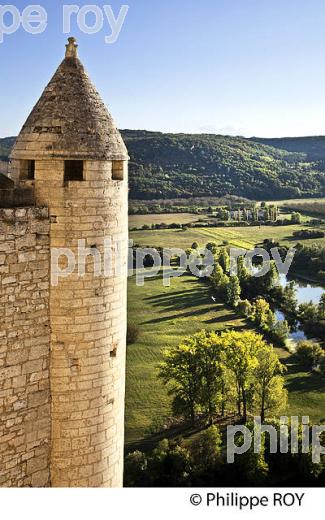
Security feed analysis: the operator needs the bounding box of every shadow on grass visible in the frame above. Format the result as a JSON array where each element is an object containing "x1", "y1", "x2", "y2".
[
  {"x1": 138, "y1": 274, "x2": 246, "y2": 327},
  {"x1": 143, "y1": 287, "x2": 220, "y2": 324},
  {"x1": 204, "y1": 310, "x2": 242, "y2": 325},
  {"x1": 125, "y1": 414, "x2": 238, "y2": 454},
  {"x1": 285, "y1": 362, "x2": 325, "y2": 394}
]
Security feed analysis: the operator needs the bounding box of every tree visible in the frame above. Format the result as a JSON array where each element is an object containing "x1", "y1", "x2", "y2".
[
  {"x1": 218, "y1": 248, "x2": 230, "y2": 272},
  {"x1": 124, "y1": 451, "x2": 148, "y2": 487},
  {"x1": 282, "y1": 281, "x2": 298, "y2": 313},
  {"x1": 161, "y1": 329, "x2": 288, "y2": 427},
  {"x1": 160, "y1": 331, "x2": 229, "y2": 425},
  {"x1": 191, "y1": 241, "x2": 199, "y2": 250},
  {"x1": 291, "y1": 212, "x2": 302, "y2": 224},
  {"x1": 232, "y1": 425, "x2": 269, "y2": 484},
  {"x1": 237, "y1": 299, "x2": 253, "y2": 318},
  {"x1": 222, "y1": 330, "x2": 261, "y2": 422},
  {"x1": 190, "y1": 426, "x2": 222, "y2": 472},
  {"x1": 206, "y1": 241, "x2": 218, "y2": 254},
  {"x1": 296, "y1": 341, "x2": 324, "y2": 370},
  {"x1": 220, "y1": 208, "x2": 230, "y2": 221},
  {"x1": 159, "y1": 339, "x2": 201, "y2": 424},
  {"x1": 127, "y1": 323, "x2": 140, "y2": 345},
  {"x1": 226, "y1": 275, "x2": 241, "y2": 307},
  {"x1": 149, "y1": 439, "x2": 192, "y2": 486},
  {"x1": 259, "y1": 260, "x2": 279, "y2": 293},
  {"x1": 211, "y1": 262, "x2": 229, "y2": 299},
  {"x1": 255, "y1": 345, "x2": 287, "y2": 421},
  {"x1": 270, "y1": 320, "x2": 290, "y2": 346},
  {"x1": 298, "y1": 301, "x2": 319, "y2": 323},
  {"x1": 318, "y1": 293, "x2": 325, "y2": 319},
  {"x1": 253, "y1": 298, "x2": 272, "y2": 327},
  {"x1": 195, "y1": 331, "x2": 227, "y2": 424},
  {"x1": 268, "y1": 205, "x2": 278, "y2": 222},
  {"x1": 237, "y1": 255, "x2": 250, "y2": 285}
]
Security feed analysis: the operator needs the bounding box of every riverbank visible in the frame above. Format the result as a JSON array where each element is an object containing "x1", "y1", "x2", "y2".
[{"x1": 288, "y1": 269, "x2": 325, "y2": 288}]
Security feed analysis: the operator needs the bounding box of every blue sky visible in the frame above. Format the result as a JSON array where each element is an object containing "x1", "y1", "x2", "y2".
[{"x1": 1, "y1": 0, "x2": 325, "y2": 137}]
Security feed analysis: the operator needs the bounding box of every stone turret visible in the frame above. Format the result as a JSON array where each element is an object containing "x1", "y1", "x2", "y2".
[
  {"x1": 9, "y1": 38, "x2": 129, "y2": 487},
  {"x1": 10, "y1": 37, "x2": 127, "y2": 167}
]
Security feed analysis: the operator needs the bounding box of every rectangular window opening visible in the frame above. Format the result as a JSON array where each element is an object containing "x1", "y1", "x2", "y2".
[
  {"x1": 64, "y1": 160, "x2": 84, "y2": 181},
  {"x1": 112, "y1": 161, "x2": 124, "y2": 181},
  {"x1": 20, "y1": 160, "x2": 35, "y2": 180}
]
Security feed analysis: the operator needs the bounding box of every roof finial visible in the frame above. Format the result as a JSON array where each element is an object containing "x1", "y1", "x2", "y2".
[{"x1": 65, "y1": 37, "x2": 78, "y2": 59}]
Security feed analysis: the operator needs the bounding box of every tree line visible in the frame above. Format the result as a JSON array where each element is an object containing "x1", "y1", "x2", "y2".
[{"x1": 159, "y1": 330, "x2": 287, "y2": 425}]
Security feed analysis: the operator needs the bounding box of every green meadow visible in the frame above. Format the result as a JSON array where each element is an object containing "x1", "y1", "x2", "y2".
[
  {"x1": 130, "y1": 222, "x2": 325, "y2": 250},
  {"x1": 126, "y1": 271, "x2": 325, "y2": 447},
  {"x1": 129, "y1": 212, "x2": 204, "y2": 228},
  {"x1": 125, "y1": 273, "x2": 248, "y2": 445}
]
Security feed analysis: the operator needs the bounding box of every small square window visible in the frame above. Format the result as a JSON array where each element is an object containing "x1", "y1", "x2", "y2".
[
  {"x1": 20, "y1": 160, "x2": 35, "y2": 180},
  {"x1": 112, "y1": 161, "x2": 124, "y2": 181},
  {"x1": 64, "y1": 160, "x2": 83, "y2": 181}
]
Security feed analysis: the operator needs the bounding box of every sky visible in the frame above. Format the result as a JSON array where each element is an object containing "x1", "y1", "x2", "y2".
[{"x1": 1, "y1": 0, "x2": 325, "y2": 138}]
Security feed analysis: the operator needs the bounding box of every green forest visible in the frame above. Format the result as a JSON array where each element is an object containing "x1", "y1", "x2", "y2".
[{"x1": 2, "y1": 132, "x2": 325, "y2": 200}]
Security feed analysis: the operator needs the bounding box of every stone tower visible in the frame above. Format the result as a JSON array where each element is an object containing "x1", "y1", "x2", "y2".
[{"x1": 9, "y1": 38, "x2": 129, "y2": 487}]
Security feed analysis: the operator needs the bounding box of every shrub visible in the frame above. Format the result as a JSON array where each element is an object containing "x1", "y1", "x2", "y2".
[
  {"x1": 206, "y1": 241, "x2": 218, "y2": 254},
  {"x1": 295, "y1": 341, "x2": 323, "y2": 370},
  {"x1": 124, "y1": 451, "x2": 148, "y2": 487},
  {"x1": 270, "y1": 320, "x2": 290, "y2": 347},
  {"x1": 190, "y1": 426, "x2": 222, "y2": 471},
  {"x1": 127, "y1": 323, "x2": 140, "y2": 345},
  {"x1": 237, "y1": 299, "x2": 252, "y2": 317},
  {"x1": 292, "y1": 229, "x2": 325, "y2": 239}
]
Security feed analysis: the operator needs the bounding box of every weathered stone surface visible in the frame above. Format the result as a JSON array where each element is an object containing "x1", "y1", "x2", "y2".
[{"x1": 0, "y1": 207, "x2": 51, "y2": 487}]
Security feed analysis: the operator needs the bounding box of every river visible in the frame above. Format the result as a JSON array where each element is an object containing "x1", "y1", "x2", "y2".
[{"x1": 275, "y1": 274, "x2": 324, "y2": 343}]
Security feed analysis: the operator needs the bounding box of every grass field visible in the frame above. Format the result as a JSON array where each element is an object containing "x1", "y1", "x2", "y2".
[
  {"x1": 129, "y1": 210, "x2": 312, "y2": 230},
  {"x1": 125, "y1": 273, "x2": 248, "y2": 445},
  {"x1": 266, "y1": 197, "x2": 325, "y2": 206},
  {"x1": 129, "y1": 212, "x2": 206, "y2": 228},
  {"x1": 130, "y1": 222, "x2": 325, "y2": 250},
  {"x1": 126, "y1": 272, "x2": 325, "y2": 446}
]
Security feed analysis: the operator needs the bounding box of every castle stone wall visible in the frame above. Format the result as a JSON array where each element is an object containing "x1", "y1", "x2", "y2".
[
  {"x1": 0, "y1": 207, "x2": 51, "y2": 487},
  {"x1": 34, "y1": 159, "x2": 128, "y2": 487}
]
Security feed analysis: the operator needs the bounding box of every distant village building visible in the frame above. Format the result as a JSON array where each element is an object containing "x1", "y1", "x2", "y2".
[{"x1": 229, "y1": 205, "x2": 278, "y2": 222}]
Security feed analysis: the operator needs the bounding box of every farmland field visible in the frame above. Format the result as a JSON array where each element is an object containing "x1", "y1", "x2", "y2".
[
  {"x1": 266, "y1": 197, "x2": 325, "y2": 206},
  {"x1": 130, "y1": 222, "x2": 325, "y2": 250},
  {"x1": 129, "y1": 212, "x2": 205, "y2": 228}
]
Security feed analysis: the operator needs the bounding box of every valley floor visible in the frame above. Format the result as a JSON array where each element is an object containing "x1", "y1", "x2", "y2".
[
  {"x1": 125, "y1": 273, "x2": 248, "y2": 445},
  {"x1": 130, "y1": 222, "x2": 325, "y2": 250},
  {"x1": 126, "y1": 272, "x2": 325, "y2": 447}
]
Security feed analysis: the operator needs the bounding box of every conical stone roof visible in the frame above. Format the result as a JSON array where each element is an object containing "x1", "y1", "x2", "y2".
[{"x1": 11, "y1": 38, "x2": 128, "y2": 161}]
